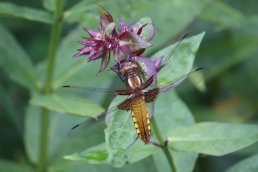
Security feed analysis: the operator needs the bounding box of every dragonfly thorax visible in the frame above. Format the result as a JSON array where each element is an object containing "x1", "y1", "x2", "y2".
[{"x1": 127, "y1": 71, "x2": 142, "y2": 89}]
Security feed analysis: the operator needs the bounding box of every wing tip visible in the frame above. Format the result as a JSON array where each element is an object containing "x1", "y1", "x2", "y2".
[{"x1": 72, "y1": 124, "x2": 80, "y2": 130}]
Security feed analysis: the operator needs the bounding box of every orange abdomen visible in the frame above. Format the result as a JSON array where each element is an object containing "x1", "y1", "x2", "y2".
[{"x1": 130, "y1": 97, "x2": 151, "y2": 144}]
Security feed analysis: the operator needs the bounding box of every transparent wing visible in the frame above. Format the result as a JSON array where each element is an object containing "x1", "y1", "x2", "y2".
[
  {"x1": 60, "y1": 85, "x2": 122, "y2": 95},
  {"x1": 68, "y1": 104, "x2": 119, "y2": 138},
  {"x1": 158, "y1": 67, "x2": 204, "y2": 93}
]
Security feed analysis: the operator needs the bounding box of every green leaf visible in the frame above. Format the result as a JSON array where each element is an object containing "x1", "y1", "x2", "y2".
[
  {"x1": 167, "y1": 122, "x2": 258, "y2": 156},
  {"x1": 153, "y1": 151, "x2": 197, "y2": 172},
  {"x1": 0, "y1": 83, "x2": 22, "y2": 135},
  {"x1": 189, "y1": 68, "x2": 207, "y2": 93},
  {"x1": 24, "y1": 105, "x2": 105, "y2": 164},
  {"x1": 30, "y1": 93, "x2": 104, "y2": 117},
  {"x1": 199, "y1": 1, "x2": 243, "y2": 30},
  {"x1": 152, "y1": 92, "x2": 198, "y2": 172},
  {"x1": 24, "y1": 106, "x2": 41, "y2": 163},
  {"x1": 0, "y1": 24, "x2": 40, "y2": 90},
  {"x1": 226, "y1": 154, "x2": 258, "y2": 172},
  {"x1": 199, "y1": 36, "x2": 258, "y2": 80},
  {"x1": 0, "y1": 2, "x2": 54, "y2": 24},
  {"x1": 65, "y1": 140, "x2": 159, "y2": 168},
  {"x1": 42, "y1": 0, "x2": 55, "y2": 11},
  {"x1": 0, "y1": 159, "x2": 33, "y2": 172},
  {"x1": 64, "y1": 143, "x2": 108, "y2": 163},
  {"x1": 64, "y1": 0, "x2": 210, "y2": 51},
  {"x1": 51, "y1": 157, "x2": 158, "y2": 172},
  {"x1": 152, "y1": 32, "x2": 205, "y2": 86},
  {"x1": 65, "y1": 95, "x2": 160, "y2": 167}
]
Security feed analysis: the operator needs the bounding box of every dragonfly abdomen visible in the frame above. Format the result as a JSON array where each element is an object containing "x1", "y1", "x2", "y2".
[{"x1": 130, "y1": 97, "x2": 151, "y2": 144}]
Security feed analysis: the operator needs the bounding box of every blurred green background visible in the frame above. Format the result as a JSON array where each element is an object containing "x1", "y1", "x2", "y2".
[{"x1": 0, "y1": 0, "x2": 258, "y2": 172}]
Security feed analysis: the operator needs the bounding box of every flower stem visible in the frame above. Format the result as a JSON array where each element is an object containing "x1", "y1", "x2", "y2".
[
  {"x1": 37, "y1": 1, "x2": 64, "y2": 172},
  {"x1": 151, "y1": 118, "x2": 177, "y2": 172}
]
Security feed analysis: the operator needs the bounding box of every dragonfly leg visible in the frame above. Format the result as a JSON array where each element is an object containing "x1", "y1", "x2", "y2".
[
  {"x1": 144, "y1": 88, "x2": 160, "y2": 103},
  {"x1": 117, "y1": 96, "x2": 134, "y2": 111},
  {"x1": 140, "y1": 75, "x2": 154, "y2": 90},
  {"x1": 150, "y1": 141, "x2": 163, "y2": 148},
  {"x1": 124, "y1": 136, "x2": 139, "y2": 150},
  {"x1": 148, "y1": 100, "x2": 155, "y2": 119},
  {"x1": 164, "y1": 139, "x2": 169, "y2": 147},
  {"x1": 114, "y1": 69, "x2": 125, "y2": 82},
  {"x1": 115, "y1": 89, "x2": 132, "y2": 95}
]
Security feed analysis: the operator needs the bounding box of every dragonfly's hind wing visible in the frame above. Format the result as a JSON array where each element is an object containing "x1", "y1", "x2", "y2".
[
  {"x1": 60, "y1": 85, "x2": 124, "y2": 95},
  {"x1": 68, "y1": 105, "x2": 119, "y2": 138},
  {"x1": 158, "y1": 67, "x2": 204, "y2": 93}
]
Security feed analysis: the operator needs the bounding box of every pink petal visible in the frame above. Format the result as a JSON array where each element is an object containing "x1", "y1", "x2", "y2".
[
  {"x1": 74, "y1": 47, "x2": 92, "y2": 57},
  {"x1": 88, "y1": 50, "x2": 103, "y2": 62},
  {"x1": 82, "y1": 39, "x2": 95, "y2": 46},
  {"x1": 154, "y1": 57, "x2": 164, "y2": 72},
  {"x1": 99, "y1": 51, "x2": 110, "y2": 72},
  {"x1": 130, "y1": 17, "x2": 156, "y2": 41},
  {"x1": 99, "y1": 5, "x2": 114, "y2": 29},
  {"x1": 133, "y1": 56, "x2": 158, "y2": 87},
  {"x1": 83, "y1": 28, "x2": 102, "y2": 40},
  {"x1": 104, "y1": 22, "x2": 116, "y2": 36},
  {"x1": 119, "y1": 31, "x2": 152, "y2": 55},
  {"x1": 119, "y1": 17, "x2": 128, "y2": 33}
]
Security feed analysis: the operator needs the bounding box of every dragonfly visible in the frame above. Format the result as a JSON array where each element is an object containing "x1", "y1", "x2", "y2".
[{"x1": 64, "y1": 34, "x2": 203, "y2": 145}]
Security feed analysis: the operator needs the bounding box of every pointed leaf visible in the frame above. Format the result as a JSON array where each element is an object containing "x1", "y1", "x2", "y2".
[
  {"x1": 30, "y1": 93, "x2": 104, "y2": 117},
  {"x1": 226, "y1": 154, "x2": 258, "y2": 172},
  {"x1": 167, "y1": 122, "x2": 258, "y2": 156},
  {"x1": 42, "y1": 0, "x2": 55, "y2": 11},
  {"x1": 199, "y1": 1, "x2": 243, "y2": 30},
  {"x1": 0, "y1": 159, "x2": 33, "y2": 172},
  {"x1": 152, "y1": 32, "x2": 205, "y2": 86},
  {"x1": 24, "y1": 105, "x2": 105, "y2": 164},
  {"x1": 24, "y1": 106, "x2": 41, "y2": 163},
  {"x1": 0, "y1": 2, "x2": 54, "y2": 23},
  {"x1": 53, "y1": 156, "x2": 158, "y2": 172},
  {"x1": 0, "y1": 24, "x2": 40, "y2": 90},
  {"x1": 64, "y1": 143, "x2": 108, "y2": 163}
]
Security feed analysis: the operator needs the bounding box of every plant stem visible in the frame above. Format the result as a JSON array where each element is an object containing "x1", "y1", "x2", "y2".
[
  {"x1": 151, "y1": 118, "x2": 177, "y2": 172},
  {"x1": 37, "y1": 1, "x2": 64, "y2": 172}
]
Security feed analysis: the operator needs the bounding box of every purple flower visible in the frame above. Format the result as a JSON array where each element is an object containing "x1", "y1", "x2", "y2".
[
  {"x1": 118, "y1": 18, "x2": 155, "y2": 56},
  {"x1": 132, "y1": 56, "x2": 163, "y2": 87},
  {"x1": 73, "y1": 6, "x2": 156, "y2": 73},
  {"x1": 74, "y1": 6, "x2": 118, "y2": 72}
]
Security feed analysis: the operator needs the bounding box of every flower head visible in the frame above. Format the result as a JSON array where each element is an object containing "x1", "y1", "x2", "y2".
[
  {"x1": 74, "y1": 6, "x2": 118, "y2": 72},
  {"x1": 74, "y1": 6, "x2": 156, "y2": 73},
  {"x1": 118, "y1": 17, "x2": 155, "y2": 56}
]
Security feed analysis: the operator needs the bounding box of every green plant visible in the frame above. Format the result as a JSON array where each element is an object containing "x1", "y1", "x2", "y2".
[{"x1": 1, "y1": 1, "x2": 258, "y2": 172}]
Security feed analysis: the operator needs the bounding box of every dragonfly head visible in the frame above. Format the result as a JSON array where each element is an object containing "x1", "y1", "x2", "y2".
[{"x1": 112, "y1": 59, "x2": 142, "y2": 75}]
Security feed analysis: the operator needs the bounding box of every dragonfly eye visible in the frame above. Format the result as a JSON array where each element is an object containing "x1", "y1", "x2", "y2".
[{"x1": 128, "y1": 56, "x2": 133, "y2": 62}]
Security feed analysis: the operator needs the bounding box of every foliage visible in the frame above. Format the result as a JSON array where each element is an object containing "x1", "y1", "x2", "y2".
[{"x1": 0, "y1": 0, "x2": 258, "y2": 172}]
